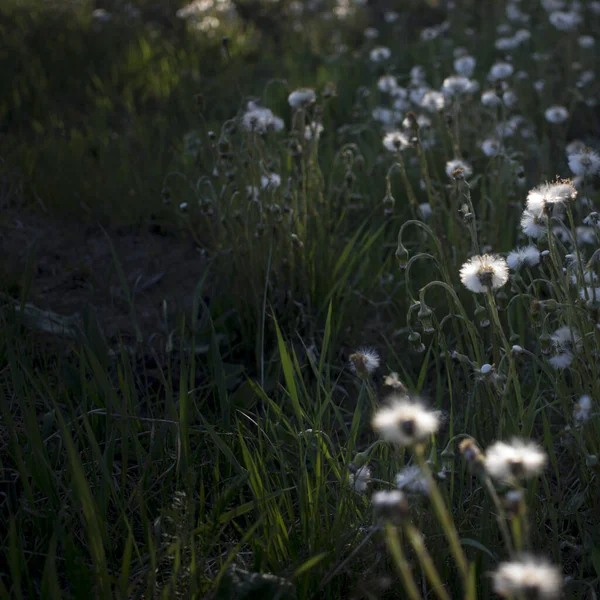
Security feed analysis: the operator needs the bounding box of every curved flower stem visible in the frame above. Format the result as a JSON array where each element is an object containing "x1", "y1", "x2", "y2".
[
  {"x1": 384, "y1": 523, "x2": 422, "y2": 600},
  {"x1": 404, "y1": 523, "x2": 452, "y2": 600},
  {"x1": 486, "y1": 291, "x2": 524, "y2": 425},
  {"x1": 482, "y1": 476, "x2": 514, "y2": 557},
  {"x1": 414, "y1": 446, "x2": 470, "y2": 586}
]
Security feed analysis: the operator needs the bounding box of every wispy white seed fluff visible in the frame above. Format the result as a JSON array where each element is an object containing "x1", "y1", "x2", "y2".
[
  {"x1": 446, "y1": 159, "x2": 472, "y2": 179},
  {"x1": 349, "y1": 347, "x2": 380, "y2": 376},
  {"x1": 395, "y1": 465, "x2": 429, "y2": 495},
  {"x1": 369, "y1": 46, "x2": 391, "y2": 62},
  {"x1": 383, "y1": 130, "x2": 410, "y2": 152},
  {"x1": 372, "y1": 396, "x2": 439, "y2": 447},
  {"x1": 260, "y1": 173, "x2": 281, "y2": 190},
  {"x1": 460, "y1": 254, "x2": 509, "y2": 293},
  {"x1": 526, "y1": 181, "x2": 577, "y2": 214},
  {"x1": 507, "y1": 246, "x2": 541, "y2": 270},
  {"x1": 348, "y1": 465, "x2": 371, "y2": 493},
  {"x1": 488, "y1": 61, "x2": 514, "y2": 81},
  {"x1": 568, "y1": 148, "x2": 600, "y2": 177},
  {"x1": 520, "y1": 209, "x2": 548, "y2": 239},
  {"x1": 288, "y1": 88, "x2": 316, "y2": 109},
  {"x1": 377, "y1": 74, "x2": 398, "y2": 93},
  {"x1": 545, "y1": 105, "x2": 569, "y2": 124},
  {"x1": 492, "y1": 556, "x2": 562, "y2": 599},
  {"x1": 574, "y1": 395, "x2": 592, "y2": 426},
  {"x1": 454, "y1": 55, "x2": 476, "y2": 77},
  {"x1": 485, "y1": 439, "x2": 547, "y2": 482}
]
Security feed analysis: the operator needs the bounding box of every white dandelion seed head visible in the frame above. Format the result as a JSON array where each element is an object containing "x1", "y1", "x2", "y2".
[
  {"x1": 446, "y1": 159, "x2": 472, "y2": 179},
  {"x1": 549, "y1": 10, "x2": 582, "y2": 31},
  {"x1": 372, "y1": 396, "x2": 440, "y2": 447},
  {"x1": 288, "y1": 88, "x2": 316, "y2": 109},
  {"x1": 481, "y1": 89, "x2": 502, "y2": 107},
  {"x1": 348, "y1": 465, "x2": 371, "y2": 493},
  {"x1": 512, "y1": 245, "x2": 541, "y2": 269},
  {"x1": 545, "y1": 105, "x2": 569, "y2": 124},
  {"x1": 488, "y1": 61, "x2": 514, "y2": 82},
  {"x1": 395, "y1": 465, "x2": 429, "y2": 495},
  {"x1": 492, "y1": 556, "x2": 562, "y2": 599},
  {"x1": 574, "y1": 395, "x2": 592, "y2": 426},
  {"x1": 520, "y1": 209, "x2": 548, "y2": 239},
  {"x1": 410, "y1": 65, "x2": 427, "y2": 85},
  {"x1": 261, "y1": 173, "x2": 281, "y2": 190},
  {"x1": 526, "y1": 181, "x2": 577, "y2": 215},
  {"x1": 481, "y1": 137, "x2": 501, "y2": 157},
  {"x1": 383, "y1": 130, "x2": 410, "y2": 152},
  {"x1": 578, "y1": 35, "x2": 595, "y2": 48},
  {"x1": 442, "y1": 75, "x2": 475, "y2": 97},
  {"x1": 484, "y1": 439, "x2": 547, "y2": 482},
  {"x1": 349, "y1": 347, "x2": 380, "y2": 376},
  {"x1": 459, "y1": 254, "x2": 509, "y2": 293},
  {"x1": 568, "y1": 148, "x2": 600, "y2": 177},
  {"x1": 551, "y1": 325, "x2": 580, "y2": 349},
  {"x1": 369, "y1": 46, "x2": 391, "y2": 63},
  {"x1": 420, "y1": 90, "x2": 445, "y2": 112},
  {"x1": 548, "y1": 351, "x2": 574, "y2": 369},
  {"x1": 454, "y1": 55, "x2": 476, "y2": 77},
  {"x1": 242, "y1": 104, "x2": 285, "y2": 133},
  {"x1": 377, "y1": 74, "x2": 398, "y2": 93}
]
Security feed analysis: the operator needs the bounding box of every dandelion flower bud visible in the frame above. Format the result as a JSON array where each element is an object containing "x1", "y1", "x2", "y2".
[
  {"x1": 492, "y1": 556, "x2": 562, "y2": 599},
  {"x1": 484, "y1": 438, "x2": 547, "y2": 483},
  {"x1": 417, "y1": 304, "x2": 435, "y2": 334},
  {"x1": 372, "y1": 396, "x2": 439, "y2": 447},
  {"x1": 395, "y1": 241, "x2": 409, "y2": 268},
  {"x1": 408, "y1": 331, "x2": 426, "y2": 353},
  {"x1": 460, "y1": 254, "x2": 509, "y2": 293}
]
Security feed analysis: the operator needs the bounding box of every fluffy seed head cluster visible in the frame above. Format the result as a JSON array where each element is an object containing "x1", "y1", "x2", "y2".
[
  {"x1": 544, "y1": 105, "x2": 569, "y2": 124},
  {"x1": 349, "y1": 348, "x2": 380, "y2": 378},
  {"x1": 372, "y1": 396, "x2": 439, "y2": 447},
  {"x1": 369, "y1": 46, "x2": 391, "y2": 62},
  {"x1": 548, "y1": 326, "x2": 581, "y2": 370},
  {"x1": 574, "y1": 395, "x2": 592, "y2": 426},
  {"x1": 383, "y1": 131, "x2": 410, "y2": 152},
  {"x1": 568, "y1": 147, "x2": 600, "y2": 177},
  {"x1": 526, "y1": 181, "x2": 577, "y2": 213},
  {"x1": 492, "y1": 556, "x2": 562, "y2": 599},
  {"x1": 484, "y1": 439, "x2": 547, "y2": 483},
  {"x1": 348, "y1": 465, "x2": 371, "y2": 493},
  {"x1": 242, "y1": 102, "x2": 284, "y2": 133},
  {"x1": 506, "y1": 246, "x2": 541, "y2": 270},
  {"x1": 460, "y1": 254, "x2": 509, "y2": 293},
  {"x1": 288, "y1": 88, "x2": 316, "y2": 109},
  {"x1": 445, "y1": 158, "x2": 472, "y2": 179},
  {"x1": 395, "y1": 465, "x2": 429, "y2": 495}
]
